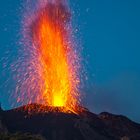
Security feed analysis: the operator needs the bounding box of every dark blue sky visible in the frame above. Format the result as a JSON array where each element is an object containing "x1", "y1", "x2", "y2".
[{"x1": 0, "y1": 0, "x2": 140, "y2": 123}]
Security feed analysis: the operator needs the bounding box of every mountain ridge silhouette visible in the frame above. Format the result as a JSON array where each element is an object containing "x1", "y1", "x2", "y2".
[{"x1": 0, "y1": 103, "x2": 140, "y2": 140}]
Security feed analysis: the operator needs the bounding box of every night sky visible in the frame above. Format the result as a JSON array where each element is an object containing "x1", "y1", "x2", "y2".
[{"x1": 0, "y1": 0, "x2": 140, "y2": 123}]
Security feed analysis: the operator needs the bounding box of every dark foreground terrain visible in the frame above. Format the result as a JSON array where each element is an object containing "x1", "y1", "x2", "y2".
[{"x1": 0, "y1": 104, "x2": 140, "y2": 140}]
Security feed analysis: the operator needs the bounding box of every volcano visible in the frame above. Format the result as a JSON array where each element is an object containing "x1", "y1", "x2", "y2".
[{"x1": 0, "y1": 104, "x2": 140, "y2": 140}]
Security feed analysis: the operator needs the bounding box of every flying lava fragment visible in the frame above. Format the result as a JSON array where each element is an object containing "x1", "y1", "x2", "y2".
[{"x1": 13, "y1": 0, "x2": 81, "y2": 113}]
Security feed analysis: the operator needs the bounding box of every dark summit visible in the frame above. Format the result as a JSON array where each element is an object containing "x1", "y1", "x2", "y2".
[{"x1": 0, "y1": 104, "x2": 140, "y2": 140}]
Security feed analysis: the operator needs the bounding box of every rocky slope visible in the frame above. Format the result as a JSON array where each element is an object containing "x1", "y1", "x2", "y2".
[{"x1": 0, "y1": 104, "x2": 140, "y2": 140}]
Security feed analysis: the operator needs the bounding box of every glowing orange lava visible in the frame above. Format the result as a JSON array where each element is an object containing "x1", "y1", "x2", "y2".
[
  {"x1": 12, "y1": 1, "x2": 81, "y2": 114},
  {"x1": 28, "y1": 2, "x2": 80, "y2": 113}
]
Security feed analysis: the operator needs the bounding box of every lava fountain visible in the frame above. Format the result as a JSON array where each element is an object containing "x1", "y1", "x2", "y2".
[{"x1": 13, "y1": 0, "x2": 81, "y2": 113}]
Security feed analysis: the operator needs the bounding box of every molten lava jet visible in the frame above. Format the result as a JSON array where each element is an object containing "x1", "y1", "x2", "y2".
[{"x1": 14, "y1": 0, "x2": 81, "y2": 113}]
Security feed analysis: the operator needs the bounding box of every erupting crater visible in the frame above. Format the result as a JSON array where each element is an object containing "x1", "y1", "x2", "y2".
[{"x1": 14, "y1": 0, "x2": 81, "y2": 114}]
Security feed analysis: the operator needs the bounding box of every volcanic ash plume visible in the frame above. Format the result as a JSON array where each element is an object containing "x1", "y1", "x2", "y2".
[{"x1": 13, "y1": 0, "x2": 81, "y2": 113}]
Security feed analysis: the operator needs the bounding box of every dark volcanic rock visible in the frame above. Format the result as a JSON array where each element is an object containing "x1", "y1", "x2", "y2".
[
  {"x1": 0, "y1": 107, "x2": 8, "y2": 135},
  {"x1": 0, "y1": 104, "x2": 140, "y2": 140}
]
